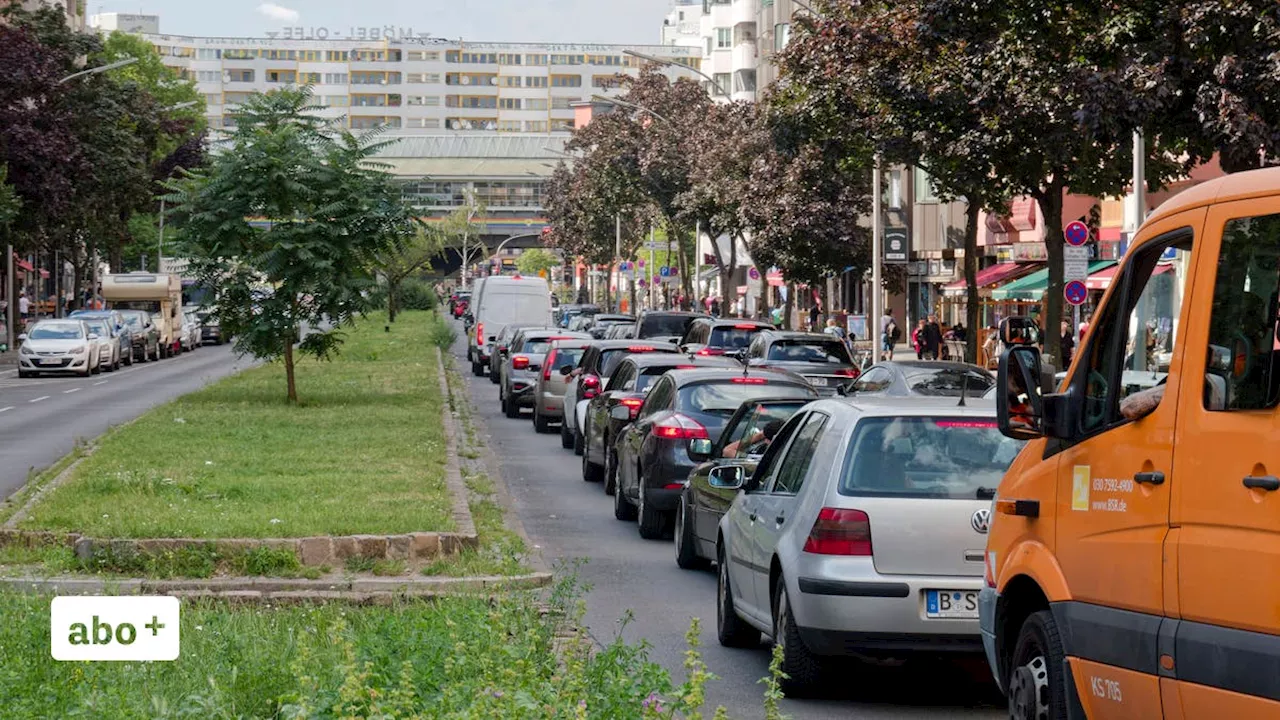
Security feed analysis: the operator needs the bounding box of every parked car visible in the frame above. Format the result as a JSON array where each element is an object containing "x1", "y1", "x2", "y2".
[
  {"x1": 180, "y1": 311, "x2": 201, "y2": 351},
  {"x1": 588, "y1": 314, "x2": 636, "y2": 339},
  {"x1": 745, "y1": 330, "x2": 861, "y2": 396},
  {"x1": 847, "y1": 361, "x2": 994, "y2": 398},
  {"x1": 561, "y1": 340, "x2": 681, "y2": 454},
  {"x1": 194, "y1": 307, "x2": 225, "y2": 345},
  {"x1": 17, "y1": 319, "x2": 101, "y2": 378},
  {"x1": 581, "y1": 353, "x2": 740, "y2": 493},
  {"x1": 466, "y1": 276, "x2": 552, "y2": 376},
  {"x1": 499, "y1": 328, "x2": 592, "y2": 419},
  {"x1": 79, "y1": 315, "x2": 123, "y2": 372},
  {"x1": 714, "y1": 397, "x2": 1022, "y2": 696},
  {"x1": 557, "y1": 303, "x2": 600, "y2": 329},
  {"x1": 532, "y1": 339, "x2": 594, "y2": 433},
  {"x1": 634, "y1": 310, "x2": 711, "y2": 344},
  {"x1": 611, "y1": 367, "x2": 817, "y2": 539},
  {"x1": 113, "y1": 309, "x2": 160, "y2": 362},
  {"x1": 604, "y1": 323, "x2": 635, "y2": 340},
  {"x1": 70, "y1": 310, "x2": 132, "y2": 369},
  {"x1": 675, "y1": 397, "x2": 813, "y2": 569},
  {"x1": 489, "y1": 323, "x2": 539, "y2": 384},
  {"x1": 448, "y1": 291, "x2": 470, "y2": 317},
  {"x1": 678, "y1": 318, "x2": 774, "y2": 357}
]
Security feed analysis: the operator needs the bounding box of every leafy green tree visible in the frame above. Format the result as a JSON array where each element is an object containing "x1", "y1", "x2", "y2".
[
  {"x1": 0, "y1": 165, "x2": 20, "y2": 233},
  {"x1": 169, "y1": 88, "x2": 419, "y2": 402},
  {"x1": 434, "y1": 200, "x2": 489, "y2": 289},
  {"x1": 515, "y1": 248, "x2": 560, "y2": 278},
  {"x1": 377, "y1": 226, "x2": 439, "y2": 323},
  {"x1": 100, "y1": 30, "x2": 205, "y2": 150}
]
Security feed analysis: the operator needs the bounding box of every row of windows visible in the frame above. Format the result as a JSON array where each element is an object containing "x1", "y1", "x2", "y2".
[
  {"x1": 213, "y1": 91, "x2": 579, "y2": 110},
  {"x1": 162, "y1": 45, "x2": 690, "y2": 68},
  {"x1": 444, "y1": 118, "x2": 571, "y2": 132},
  {"x1": 402, "y1": 180, "x2": 547, "y2": 208}
]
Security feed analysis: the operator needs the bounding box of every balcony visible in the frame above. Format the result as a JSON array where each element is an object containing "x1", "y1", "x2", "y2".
[
  {"x1": 731, "y1": 0, "x2": 756, "y2": 27},
  {"x1": 731, "y1": 42, "x2": 757, "y2": 71}
]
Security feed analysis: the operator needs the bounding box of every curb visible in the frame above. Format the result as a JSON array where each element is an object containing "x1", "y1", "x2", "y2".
[{"x1": 436, "y1": 345, "x2": 477, "y2": 537}]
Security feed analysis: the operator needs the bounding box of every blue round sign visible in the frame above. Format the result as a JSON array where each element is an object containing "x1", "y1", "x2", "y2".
[
  {"x1": 659, "y1": 266, "x2": 671, "y2": 277},
  {"x1": 1065, "y1": 221, "x2": 1090, "y2": 247},
  {"x1": 1064, "y1": 279, "x2": 1088, "y2": 306}
]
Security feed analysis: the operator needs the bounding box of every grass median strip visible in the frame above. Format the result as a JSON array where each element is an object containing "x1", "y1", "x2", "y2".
[{"x1": 17, "y1": 312, "x2": 453, "y2": 539}]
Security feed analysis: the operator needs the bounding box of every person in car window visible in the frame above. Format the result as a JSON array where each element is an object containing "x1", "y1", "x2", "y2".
[{"x1": 722, "y1": 419, "x2": 786, "y2": 459}]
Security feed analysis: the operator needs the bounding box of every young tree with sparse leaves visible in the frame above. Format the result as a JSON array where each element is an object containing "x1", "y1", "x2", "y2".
[
  {"x1": 515, "y1": 248, "x2": 560, "y2": 279},
  {"x1": 169, "y1": 88, "x2": 419, "y2": 402}
]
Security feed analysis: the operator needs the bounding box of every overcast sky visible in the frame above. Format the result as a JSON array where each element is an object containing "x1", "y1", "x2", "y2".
[{"x1": 91, "y1": 0, "x2": 676, "y2": 44}]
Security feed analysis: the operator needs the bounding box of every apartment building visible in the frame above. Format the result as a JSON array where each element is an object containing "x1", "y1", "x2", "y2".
[{"x1": 9, "y1": 0, "x2": 85, "y2": 29}]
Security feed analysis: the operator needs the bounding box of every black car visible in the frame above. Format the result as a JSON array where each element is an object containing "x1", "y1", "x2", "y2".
[
  {"x1": 674, "y1": 397, "x2": 813, "y2": 569},
  {"x1": 581, "y1": 353, "x2": 740, "y2": 493},
  {"x1": 563, "y1": 340, "x2": 681, "y2": 453},
  {"x1": 847, "y1": 360, "x2": 994, "y2": 397},
  {"x1": 587, "y1": 314, "x2": 635, "y2": 339},
  {"x1": 745, "y1": 330, "x2": 861, "y2": 396},
  {"x1": 634, "y1": 310, "x2": 711, "y2": 344},
  {"x1": 610, "y1": 368, "x2": 818, "y2": 539},
  {"x1": 677, "y1": 317, "x2": 774, "y2": 357},
  {"x1": 115, "y1": 309, "x2": 161, "y2": 362}
]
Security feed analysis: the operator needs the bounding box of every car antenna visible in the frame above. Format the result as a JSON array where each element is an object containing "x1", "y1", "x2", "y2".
[{"x1": 958, "y1": 372, "x2": 968, "y2": 407}]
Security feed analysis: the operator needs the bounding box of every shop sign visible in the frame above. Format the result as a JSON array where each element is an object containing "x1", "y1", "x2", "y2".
[
  {"x1": 884, "y1": 227, "x2": 909, "y2": 264},
  {"x1": 998, "y1": 242, "x2": 1048, "y2": 262}
]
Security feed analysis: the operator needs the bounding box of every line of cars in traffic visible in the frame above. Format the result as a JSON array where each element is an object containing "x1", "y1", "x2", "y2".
[
  {"x1": 469, "y1": 301, "x2": 1023, "y2": 697},
  {"x1": 14, "y1": 306, "x2": 223, "y2": 379}
]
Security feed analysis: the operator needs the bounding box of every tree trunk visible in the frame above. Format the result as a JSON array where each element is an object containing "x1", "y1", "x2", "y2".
[
  {"x1": 284, "y1": 330, "x2": 298, "y2": 403},
  {"x1": 783, "y1": 282, "x2": 796, "y2": 330},
  {"x1": 388, "y1": 278, "x2": 399, "y2": 323},
  {"x1": 963, "y1": 202, "x2": 981, "y2": 365},
  {"x1": 1035, "y1": 182, "x2": 1065, "y2": 368}
]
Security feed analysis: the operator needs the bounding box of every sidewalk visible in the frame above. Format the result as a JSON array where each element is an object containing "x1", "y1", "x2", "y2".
[{"x1": 0, "y1": 352, "x2": 16, "y2": 369}]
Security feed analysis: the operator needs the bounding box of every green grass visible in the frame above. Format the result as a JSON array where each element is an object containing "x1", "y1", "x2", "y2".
[
  {"x1": 18, "y1": 312, "x2": 453, "y2": 539},
  {"x1": 422, "y1": 486, "x2": 529, "y2": 578},
  {"x1": 0, "y1": 576, "x2": 691, "y2": 719}
]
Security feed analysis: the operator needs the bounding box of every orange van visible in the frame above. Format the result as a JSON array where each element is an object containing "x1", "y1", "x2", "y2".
[{"x1": 982, "y1": 166, "x2": 1280, "y2": 719}]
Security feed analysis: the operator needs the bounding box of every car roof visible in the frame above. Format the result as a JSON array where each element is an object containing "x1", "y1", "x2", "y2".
[
  {"x1": 625, "y1": 353, "x2": 738, "y2": 369},
  {"x1": 594, "y1": 314, "x2": 634, "y2": 321},
  {"x1": 702, "y1": 318, "x2": 773, "y2": 328},
  {"x1": 640, "y1": 310, "x2": 709, "y2": 318},
  {"x1": 876, "y1": 360, "x2": 990, "y2": 373},
  {"x1": 593, "y1": 339, "x2": 680, "y2": 351},
  {"x1": 812, "y1": 395, "x2": 999, "y2": 419},
  {"x1": 661, "y1": 367, "x2": 812, "y2": 386},
  {"x1": 520, "y1": 329, "x2": 590, "y2": 339},
  {"x1": 1146, "y1": 165, "x2": 1280, "y2": 227},
  {"x1": 549, "y1": 339, "x2": 594, "y2": 349},
  {"x1": 759, "y1": 330, "x2": 837, "y2": 342}
]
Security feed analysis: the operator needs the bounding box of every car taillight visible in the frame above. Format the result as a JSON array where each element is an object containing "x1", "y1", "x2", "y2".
[
  {"x1": 654, "y1": 414, "x2": 709, "y2": 440},
  {"x1": 676, "y1": 365, "x2": 697, "y2": 369},
  {"x1": 543, "y1": 350, "x2": 557, "y2": 381},
  {"x1": 475, "y1": 323, "x2": 484, "y2": 347},
  {"x1": 512, "y1": 355, "x2": 530, "y2": 370},
  {"x1": 834, "y1": 368, "x2": 860, "y2": 378},
  {"x1": 697, "y1": 348, "x2": 725, "y2": 356},
  {"x1": 803, "y1": 508, "x2": 872, "y2": 556},
  {"x1": 628, "y1": 345, "x2": 656, "y2": 352},
  {"x1": 620, "y1": 396, "x2": 644, "y2": 418},
  {"x1": 582, "y1": 374, "x2": 600, "y2": 399},
  {"x1": 732, "y1": 377, "x2": 767, "y2": 384},
  {"x1": 734, "y1": 323, "x2": 759, "y2": 330}
]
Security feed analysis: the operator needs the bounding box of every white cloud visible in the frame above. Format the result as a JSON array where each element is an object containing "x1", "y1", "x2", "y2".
[{"x1": 256, "y1": 3, "x2": 300, "y2": 23}]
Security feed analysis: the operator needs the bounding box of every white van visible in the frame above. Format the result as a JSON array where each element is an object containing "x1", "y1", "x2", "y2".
[{"x1": 467, "y1": 276, "x2": 553, "y2": 376}]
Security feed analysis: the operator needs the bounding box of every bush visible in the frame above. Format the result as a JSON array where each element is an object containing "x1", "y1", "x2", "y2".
[
  {"x1": 395, "y1": 279, "x2": 437, "y2": 312},
  {"x1": 428, "y1": 311, "x2": 457, "y2": 350}
]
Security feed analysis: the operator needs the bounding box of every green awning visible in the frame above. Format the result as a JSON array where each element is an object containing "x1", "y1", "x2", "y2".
[{"x1": 990, "y1": 261, "x2": 1116, "y2": 301}]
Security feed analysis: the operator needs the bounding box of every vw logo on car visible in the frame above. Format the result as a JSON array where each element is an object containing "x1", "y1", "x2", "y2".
[{"x1": 971, "y1": 508, "x2": 991, "y2": 534}]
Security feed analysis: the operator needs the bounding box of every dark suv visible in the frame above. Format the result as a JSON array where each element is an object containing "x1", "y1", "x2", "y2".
[
  {"x1": 634, "y1": 311, "x2": 710, "y2": 344},
  {"x1": 677, "y1": 318, "x2": 774, "y2": 357}
]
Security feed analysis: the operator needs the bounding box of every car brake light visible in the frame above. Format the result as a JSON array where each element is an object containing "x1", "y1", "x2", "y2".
[
  {"x1": 620, "y1": 397, "x2": 644, "y2": 409},
  {"x1": 676, "y1": 365, "x2": 697, "y2": 369},
  {"x1": 803, "y1": 508, "x2": 872, "y2": 556},
  {"x1": 697, "y1": 348, "x2": 725, "y2": 356},
  {"x1": 543, "y1": 350, "x2": 557, "y2": 381},
  {"x1": 732, "y1": 377, "x2": 767, "y2": 384},
  {"x1": 628, "y1": 345, "x2": 656, "y2": 352},
  {"x1": 475, "y1": 323, "x2": 484, "y2": 347},
  {"x1": 512, "y1": 355, "x2": 530, "y2": 370},
  {"x1": 834, "y1": 368, "x2": 860, "y2": 378},
  {"x1": 582, "y1": 374, "x2": 600, "y2": 399},
  {"x1": 663, "y1": 483, "x2": 684, "y2": 491},
  {"x1": 734, "y1": 323, "x2": 759, "y2": 330},
  {"x1": 653, "y1": 413, "x2": 709, "y2": 440}
]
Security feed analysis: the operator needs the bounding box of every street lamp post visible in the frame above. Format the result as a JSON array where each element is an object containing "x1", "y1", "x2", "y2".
[
  {"x1": 58, "y1": 57, "x2": 138, "y2": 84},
  {"x1": 589, "y1": 94, "x2": 670, "y2": 124},
  {"x1": 871, "y1": 157, "x2": 883, "y2": 359},
  {"x1": 623, "y1": 49, "x2": 732, "y2": 98}
]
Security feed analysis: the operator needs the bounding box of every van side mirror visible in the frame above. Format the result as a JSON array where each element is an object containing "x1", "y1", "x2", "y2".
[
  {"x1": 998, "y1": 346, "x2": 1046, "y2": 440},
  {"x1": 688, "y1": 438, "x2": 713, "y2": 462},
  {"x1": 709, "y1": 465, "x2": 746, "y2": 490}
]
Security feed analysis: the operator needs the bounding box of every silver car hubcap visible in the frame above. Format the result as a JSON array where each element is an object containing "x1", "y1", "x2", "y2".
[{"x1": 1010, "y1": 655, "x2": 1049, "y2": 720}]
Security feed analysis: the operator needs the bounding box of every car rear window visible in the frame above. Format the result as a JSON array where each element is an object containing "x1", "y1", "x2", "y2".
[
  {"x1": 901, "y1": 367, "x2": 995, "y2": 396},
  {"x1": 601, "y1": 345, "x2": 677, "y2": 376},
  {"x1": 638, "y1": 315, "x2": 699, "y2": 338},
  {"x1": 839, "y1": 417, "x2": 1024, "y2": 499},
  {"x1": 521, "y1": 336, "x2": 570, "y2": 354},
  {"x1": 677, "y1": 380, "x2": 814, "y2": 416},
  {"x1": 708, "y1": 326, "x2": 765, "y2": 349},
  {"x1": 549, "y1": 348, "x2": 585, "y2": 370},
  {"x1": 767, "y1": 339, "x2": 853, "y2": 364}
]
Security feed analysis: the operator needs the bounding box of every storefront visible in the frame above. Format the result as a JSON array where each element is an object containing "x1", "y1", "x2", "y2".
[
  {"x1": 989, "y1": 260, "x2": 1117, "y2": 328},
  {"x1": 940, "y1": 262, "x2": 1043, "y2": 329}
]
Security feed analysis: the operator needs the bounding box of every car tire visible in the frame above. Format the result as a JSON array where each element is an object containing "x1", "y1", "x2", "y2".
[
  {"x1": 582, "y1": 444, "x2": 604, "y2": 483},
  {"x1": 560, "y1": 421, "x2": 574, "y2": 449},
  {"x1": 573, "y1": 427, "x2": 584, "y2": 456},
  {"x1": 471, "y1": 359, "x2": 484, "y2": 376},
  {"x1": 604, "y1": 447, "x2": 618, "y2": 496},
  {"x1": 717, "y1": 543, "x2": 760, "y2": 648},
  {"x1": 1008, "y1": 610, "x2": 1070, "y2": 720},
  {"x1": 774, "y1": 577, "x2": 825, "y2": 697},
  {"x1": 79, "y1": 365, "x2": 92, "y2": 378},
  {"x1": 90, "y1": 361, "x2": 100, "y2": 375},
  {"x1": 613, "y1": 477, "x2": 637, "y2": 520},
  {"x1": 675, "y1": 496, "x2": 707, "y2": 570},
  {"x1": 489, "y1": 364, "x2": 500, "y2": 384},
  {"x1": 505, "y1": 393, "x2": 520, "y2": 419},
  {"x1": 124, "y1": 351, "x2": 133, "y2": 366},
  {"x1": 17, "y1": 370, "x2": 30, "y2": 379},
  {"x1": 637, "y1": 482, "x2": 666, "y2": 540},
  {"x1": 533, "y1": 407, "x2": 551, "y2": 433}
]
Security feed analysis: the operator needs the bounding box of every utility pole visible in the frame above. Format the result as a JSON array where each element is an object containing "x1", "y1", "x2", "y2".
[
  {"x1": 871, "y1": 157, "x2": 883, "y2": 358},
  {"x1": 614, "y1": 213, "x2": 621, "y2": 313},
  {"x1": 648, "y1": 223, "x2": 655, "y2": 310},
  {"x1": 157, "y1": 197, "x2": 165, "y2": 274},
  {"x1": 1133, "y1": 131, "x2": 1147, "y2": 229},
  {"x1": 4, "y1": 244, "x2": 13, "y2": 351}
]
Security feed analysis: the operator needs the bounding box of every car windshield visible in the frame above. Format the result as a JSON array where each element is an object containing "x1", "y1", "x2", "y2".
[
  {"x1": 708, "y1": 326, "x2": 765, "y2": 349},
  {"x1": 767, "y1": 339, "x2": 853, "y2": 364},
  {"x1": 84, "y1": 320, "x2": 110, "y2": 336},
  {"x1": 678, "y1": 380, "x2": 814, "y2": 416},
  {"x1": 120, "y1": 314, "x2": 142, "y2": 330},
  {"x1": 29, "y1": 323, "x2": 84, "y2": 340},
  {"x1": 639, "y1": 314, "x2": 698, "y2": 338},
  {"x1": 839, "y1": 417, "x2": 1024, "y2": 499},
  {"x1": 901, "y1": 366, "x2": 995, "y2": 396},
  {"x1": 601, "y1": 346, "x2": 676, "y2": 376}
]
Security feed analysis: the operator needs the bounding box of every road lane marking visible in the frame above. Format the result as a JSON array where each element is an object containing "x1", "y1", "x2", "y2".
[
  {"x1": 29, "y1": 396, "x2": 49, "y2": 403},
  {"x1": 0, "y1": 406, "x2": 13, "y2": 413},
  {"x1": 63, "y1": 388, "x2": 81, "y2": 395},
  {"x1": 93, "y1": 381, "x2": 108, "y2": 386}
]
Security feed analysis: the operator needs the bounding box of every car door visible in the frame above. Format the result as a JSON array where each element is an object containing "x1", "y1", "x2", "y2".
[
  {"x1": 693, "y1": 405, "x2": 758, "y2": 543},
  {"x1": 1170, "y1": 201, "x2": 1280, "y2": 716},
  {"x1": 749, "y1": 411, "x2": 830, "y2": 613},
  {"x1": 591, "y1": 362, "x2": 637, "y2": 462},
  {"x1": 622, "y1": 377, "x2": 674, "y2": 501},
  {"x1": 1051, "y1": 220, "x2": 1199, "y2": 713}
]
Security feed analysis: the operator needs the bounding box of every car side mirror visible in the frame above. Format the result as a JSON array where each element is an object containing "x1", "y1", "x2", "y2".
[
  {"x1": 559, "y1": 365, "x2": 574, "y2": 376},
  {"x1": 998, "y1": 346, "x2": 1046, "y2": 440},
  {"x1": 17, "y1": 334, "x2": 27, "y2": 342},
  {"x1": 609, "y1": 405, "x2": 632, "y2": 421},
  {"x1": 688, "y1": 438, "x2": 713, "y2": 462},
  {"x1": 709, "y1": 465, "x2": 746, "y2": 490}
]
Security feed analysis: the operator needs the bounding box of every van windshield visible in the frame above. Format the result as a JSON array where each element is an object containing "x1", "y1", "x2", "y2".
[{"x1": 839, "y1": 417, "x2": 1024, "y2": 499}]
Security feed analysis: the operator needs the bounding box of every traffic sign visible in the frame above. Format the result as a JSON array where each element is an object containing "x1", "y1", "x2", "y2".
[
  {"x1": 1065, "y1": 280, "x2": 1088, "y2": 306},
  {"x1": 1064, "y1": 246, "x2": 1090, "y2": 282},
  {"x1": 659, "y1": 266, "x2": 671, "y2": 277},
  {"x1": 748, "y1": 267, "x2": 761, "y2": 280},
  {"x1": 1065, "y1": 221, "x2": 1090, "y2": 247}
]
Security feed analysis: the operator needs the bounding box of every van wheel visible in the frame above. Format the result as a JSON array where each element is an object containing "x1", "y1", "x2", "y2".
[
  {"x1": 1008, "y1": 610, "x2": 1069, "y2": 720},
  {"x1": 774, "y1": 577, "x2": 824, "y2": 696},
  {"x1": 717, "y1": 543, "x2": 760, "y2": 648}
]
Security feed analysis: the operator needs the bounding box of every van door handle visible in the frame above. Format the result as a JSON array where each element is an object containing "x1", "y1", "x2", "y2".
[
  {"x1": 1134, "y1": 471, "x2": 1165, "y2": 486},
  {"x1": 1243, "y1": 475, "x2": 1280, "y2": 492}
]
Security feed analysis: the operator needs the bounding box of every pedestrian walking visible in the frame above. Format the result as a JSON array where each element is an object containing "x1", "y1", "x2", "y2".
[
  {"x1": 823, "y1": 317, "x2": 846, "y2": 341},
  {"x1": 923, "y1": 314, "x2": 943, "y2": 360},
  {"x1": 881, "y1": 308, "x2": 899, "y2": 360},
  {"x1": 808, "y1": 301, "x2": 821, "y2": 330},
  {"x1": 912, "y1": 319, "x2": 926, "y2": 359},
  {"x1": 1060, "y1": 319, "x2": 1076, "y2": 367},
  {"x1": 18, "y1": 291, "x2": 30, "y2": 322}
]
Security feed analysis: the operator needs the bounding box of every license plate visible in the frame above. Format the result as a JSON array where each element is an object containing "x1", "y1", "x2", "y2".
[
  {"x1": 806, "y1": 376, "x2": 828, "y2": 387},
  {"x1": 37, "y1": 359, "x2": 60, "y2": 365},
  {"x1": 925, "y1": 590, "x2": 980, "y2": 619}
]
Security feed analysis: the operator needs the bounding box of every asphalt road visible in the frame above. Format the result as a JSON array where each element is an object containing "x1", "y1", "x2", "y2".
[
  {"x1": 451, "y1": 334, "x2": 1004, "y2": 720},
  {"x1": 0, "y1": 344, "x2": 251, "y2": 500}
]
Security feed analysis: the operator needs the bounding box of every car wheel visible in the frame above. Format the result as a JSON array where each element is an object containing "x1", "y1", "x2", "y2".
[
  {"x1": 79, "y1": 364, "x2": 92, "y2": 378},
  {"x1": 613, "y1": 475, "x2": 637, "y2": 520},
  {"x1": 604, "y1": 447, "x2": 618, "y2": 496},
  {"x1": 1008, "y1": 610, "x2": 1069, "y2": 720},
  {"x1": 489, "y1": 364, "x2": 500, "y2": 384},
  {"x1": 533, "y1": 407, "x2": 551, "y2": 433},
  {"x1": 717, "y1": 543, "x2": 760, "y2": 648},
  {"x1": 560, "y1": 421, "x2": 574, "y2": 450},
  {"x1": 471, "y1": 359, "x2": 484, "y2": 376},
  {"x1": 124, "y1": 351, "x2": 133, "y2": 366},
  {"x1": 582, "y1": 443, "x2": 604, "y2": 483},
  {"x1": 573, "y1": 427, "x2": 584, "y2": 456},
  {"x1": 774, "y1": 576, "x2": 825, "y2": 696},
  {"x1": 17, "y1": 370, "x2": 30, "y2": 379},
  {"x1": 504, "y1": 393, "x2": 521, "y2": 418},
  {"x1": 90, "y1": 360, "x2": 100, "y2": 375},
  {"x1": 637, "y1": 481, "x2": 667, "y2": 540},
  {"x1": 675, "y1": 496, "x2": 707, "y2": 569}
]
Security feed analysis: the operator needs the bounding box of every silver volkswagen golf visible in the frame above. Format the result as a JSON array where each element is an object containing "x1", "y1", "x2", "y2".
[{"x1": 714, "y1": 396, "x2": 1024, "y2": 696}]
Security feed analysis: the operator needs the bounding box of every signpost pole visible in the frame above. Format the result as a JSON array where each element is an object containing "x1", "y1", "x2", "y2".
[
  {"x1": 648, "y1": 224, "x2": 655, "y2": 310},
  {"x1": 871, "y1": 157, "x2": 882, "y2": 358}
]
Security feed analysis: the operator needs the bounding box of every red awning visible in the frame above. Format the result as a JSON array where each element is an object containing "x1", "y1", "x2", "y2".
[
  {"x1": 1087, "y1": 262, "x2": 1173, "y2": 291},
  {"x1": 15, "y1": 257, "x2": 33, "y2": 272},
  {"x1": 943, "y1": 263, "x2": 1039, "y2": 297}
]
